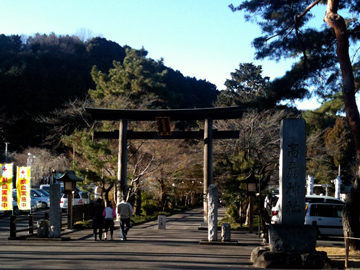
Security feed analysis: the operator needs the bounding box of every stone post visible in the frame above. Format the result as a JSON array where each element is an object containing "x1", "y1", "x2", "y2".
[
  {"x1": 49, "y1": 184, "x2": 61, "y2": 238},
  {"x1": 158, "y1": 215, "x2": 166, "y2": 229},
  {"x1": 37, "y1": 220, "x2": 49, "y2": 238},
  {"x1": 221, "y1": 223, "x2": 231, "y2": 242},
  {"x1": 208, "y1": 184, "x2": 217, "y2": 241}
]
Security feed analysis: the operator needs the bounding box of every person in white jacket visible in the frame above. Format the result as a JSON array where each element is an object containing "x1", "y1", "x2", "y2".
[{"x1": 117, "y1": 198, "x2": 133, "y2": 240}]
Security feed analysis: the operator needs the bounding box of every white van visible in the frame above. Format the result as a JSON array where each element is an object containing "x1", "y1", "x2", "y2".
[
  {"x1": 40, "y1": 183, "x2": 64, "y2": 193},
  {"x1": 305, "y1": 201, "x2": 344, "y2": 236},
  {"x1": 271, "y1": 195, "x2": 344, "y2": 236},
  {"x1": 60, "y1": 191, "x2": 90, "y2": 210}
]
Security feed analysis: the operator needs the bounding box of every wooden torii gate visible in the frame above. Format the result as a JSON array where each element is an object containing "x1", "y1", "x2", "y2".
[{"x1": 86, "y1": 107, "x2": 245, "y2": 223}]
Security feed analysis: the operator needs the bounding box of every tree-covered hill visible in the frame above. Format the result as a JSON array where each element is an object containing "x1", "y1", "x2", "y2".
[{"x1": 0, "y1": 33, "x2": 219, "y2": 151}]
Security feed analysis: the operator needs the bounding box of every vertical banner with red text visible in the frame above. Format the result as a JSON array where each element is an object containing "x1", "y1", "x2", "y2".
[
  {"x1": 0, "y1": 164, "x2": 13, "y2": 211},
  {"x1": 16, "y1": 167, "x2": 31, "y2": 210}
]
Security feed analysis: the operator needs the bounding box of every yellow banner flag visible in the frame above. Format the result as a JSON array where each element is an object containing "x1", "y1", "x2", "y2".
[
  {"x1": 16, "y1": 167, "x2": 31, "y2": 211},
  {"x1": 0, "y1": 164, "x2": 13, "y2": 211}
]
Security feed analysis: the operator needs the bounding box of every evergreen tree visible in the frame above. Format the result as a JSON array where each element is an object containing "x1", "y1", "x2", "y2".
[
  {"x1": 89, "y1": 48, "x2": 167, "y2": 110},
  {"x1": 230, "y1": 0, "x2": 360, "y2": 248}
]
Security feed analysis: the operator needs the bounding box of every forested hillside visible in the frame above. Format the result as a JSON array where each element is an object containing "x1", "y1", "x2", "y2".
[{"x1": 0, "y1": 33, "x2": 219, "y2": 151}]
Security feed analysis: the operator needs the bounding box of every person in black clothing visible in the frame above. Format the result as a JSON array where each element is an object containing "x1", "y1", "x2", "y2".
[{"x1": 92, "y1": 198, "x2": 104, "y2": 241}]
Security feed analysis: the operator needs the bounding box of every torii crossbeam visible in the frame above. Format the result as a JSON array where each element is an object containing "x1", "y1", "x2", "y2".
[{"x1": 86, "y1": 106, "x2": 246, "y2": 223}]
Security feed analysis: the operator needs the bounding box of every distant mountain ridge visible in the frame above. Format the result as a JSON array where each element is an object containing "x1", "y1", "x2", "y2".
[{"x1": 0, "y1": 33, "x2": 219, "y2": 150}]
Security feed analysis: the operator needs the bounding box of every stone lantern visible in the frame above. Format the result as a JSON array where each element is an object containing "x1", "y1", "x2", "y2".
[
  {"x1": 240, "y1": 173, "x2": 258, "y2": 233},
  {"x1": 56, "y1": 171, "x2": 83, "y2": 229}
]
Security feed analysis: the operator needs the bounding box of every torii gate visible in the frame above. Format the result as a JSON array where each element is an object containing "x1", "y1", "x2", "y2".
[{"x1": 86, "y1": 106, "x2": 245, "y2": 223}]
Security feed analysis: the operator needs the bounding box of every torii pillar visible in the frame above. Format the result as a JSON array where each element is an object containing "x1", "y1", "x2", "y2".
[
  {"x1": 203, "y1": 119, "x2": 213, "y2": 223},
  {"x1": 117, "y1": 119, "x2": 128, "y2": 205}
]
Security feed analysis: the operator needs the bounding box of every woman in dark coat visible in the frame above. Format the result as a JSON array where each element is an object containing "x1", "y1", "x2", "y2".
[{"x1": 92, "y1": 198, "x2": 104, "y2": 241}]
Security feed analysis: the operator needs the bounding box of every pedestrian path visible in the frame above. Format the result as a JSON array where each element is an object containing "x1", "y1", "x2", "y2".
[{"x1": 0, "y1": 207, "x2": 263, "y2": 269}]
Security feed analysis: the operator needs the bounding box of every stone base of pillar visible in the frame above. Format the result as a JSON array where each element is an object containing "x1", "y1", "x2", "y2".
[
  {"x1": 199, "y1": 239, "x2": 239, "y2": 245},
  {"x1": 269, "y1": 224, "x2": 316, "y2": 253},
  {"x1": 251, "y1": 246, "x2": 332, "y2": 269}
]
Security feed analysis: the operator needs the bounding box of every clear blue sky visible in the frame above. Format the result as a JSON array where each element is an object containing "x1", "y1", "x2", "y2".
[{"x1": 1, "y1": 0, "x2": 321, "y2": 109}]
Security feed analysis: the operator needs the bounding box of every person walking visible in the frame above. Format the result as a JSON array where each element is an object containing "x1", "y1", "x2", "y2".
[
  {"x1": 102, "y1": 201, "x2": 116, "y2": 241},
  {"x1": 117, "y1": 197, "x2": 133, "y2": 240},
  {"x1": 92, "y1": 198, "x2": 104, "y2": 241}
]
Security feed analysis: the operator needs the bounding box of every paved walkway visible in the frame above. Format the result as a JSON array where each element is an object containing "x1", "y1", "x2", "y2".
[{"x1": 0, "y1": 207, "x2": 263, "y2": 269}]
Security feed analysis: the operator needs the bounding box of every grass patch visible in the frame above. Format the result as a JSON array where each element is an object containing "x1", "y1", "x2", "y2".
[
  {"x1": 218, "y1": 215, "x2": 260, "y2": 231},
  {"x1": 317, "y1": 246, "x2": 360, "y2": 269},
  {"x1": 74, "y1": 220, "x2": 92, "y2": 229}
]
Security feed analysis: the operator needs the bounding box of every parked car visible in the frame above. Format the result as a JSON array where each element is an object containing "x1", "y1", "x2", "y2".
[
  {"x1": 305, "y1": 201, "x2": 344, "y2": 237},
  {"x1": 271, "y1": 195, "x2": 344, "y2": 236},
  {"x1": 1, "y1": 190, "x2": 40, "y2": 216},
  {"x1": 0, "y1": 192, "x2": 21, "y2": 216},
  {"x1": 12, "y1": 190, "x2": 40, "y2": 214},
  {"x1": 36, "y1": 189, "x2": 50, "y2": 197},
  {"x1": 39, "y1": 184, "x2": 50, "y2": 193},
  {"x1": 60, "y1": 191, "x2": 90, "y2": 210},
  {"x1": 40, "y1": 184, "x2": 65, "y2": 194},
  {"x1": 31, "y1": 189, "x2": 51, "y2": 208}
]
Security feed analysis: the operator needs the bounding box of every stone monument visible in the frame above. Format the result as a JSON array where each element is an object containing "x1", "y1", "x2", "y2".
[
  {"x1": 49, "y1": 184, "x2": 61, "y2": 238},
  {"x1": 251, "y1": 119, "x2": 332, "y2": 268},
  {"x1": 268, "y1": 118, "x2": 316, "y2": 253}
]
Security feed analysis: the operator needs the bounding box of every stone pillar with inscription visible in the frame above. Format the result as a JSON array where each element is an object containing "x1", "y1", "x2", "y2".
[
  {"x1": 279, "y1": 119, "x2": 306, "y2": 225},
  {"x1": 269, "y1": 119, "x2": 316, "y2": 253}
]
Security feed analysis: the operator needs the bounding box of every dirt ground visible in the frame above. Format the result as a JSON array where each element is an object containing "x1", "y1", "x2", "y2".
[{"x1": 316, "y1": 246, "x2": 360, "y2": 269}]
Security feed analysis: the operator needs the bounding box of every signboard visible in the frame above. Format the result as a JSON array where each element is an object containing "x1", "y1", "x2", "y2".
[
  {"x1": 16, "y1": 167, "x2": 31, "y2": 210},
  {"x1": 156, "y1": 117, "x2": 171, "y2": 135},
  {"x1": 0, "y1": 164, "x2": 13, "y2": 211}
]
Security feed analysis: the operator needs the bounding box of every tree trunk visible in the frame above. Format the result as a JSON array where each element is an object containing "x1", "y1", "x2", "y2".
[
  {"x1": 324, "y1": 0, "x2": 360, "y2": 250},
  {"x1": 342, "y1": 181, "x2": 360, "y2": 250},
  {"x1": 103, "y1": 183, "x2": 114, "y2": 206}
]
